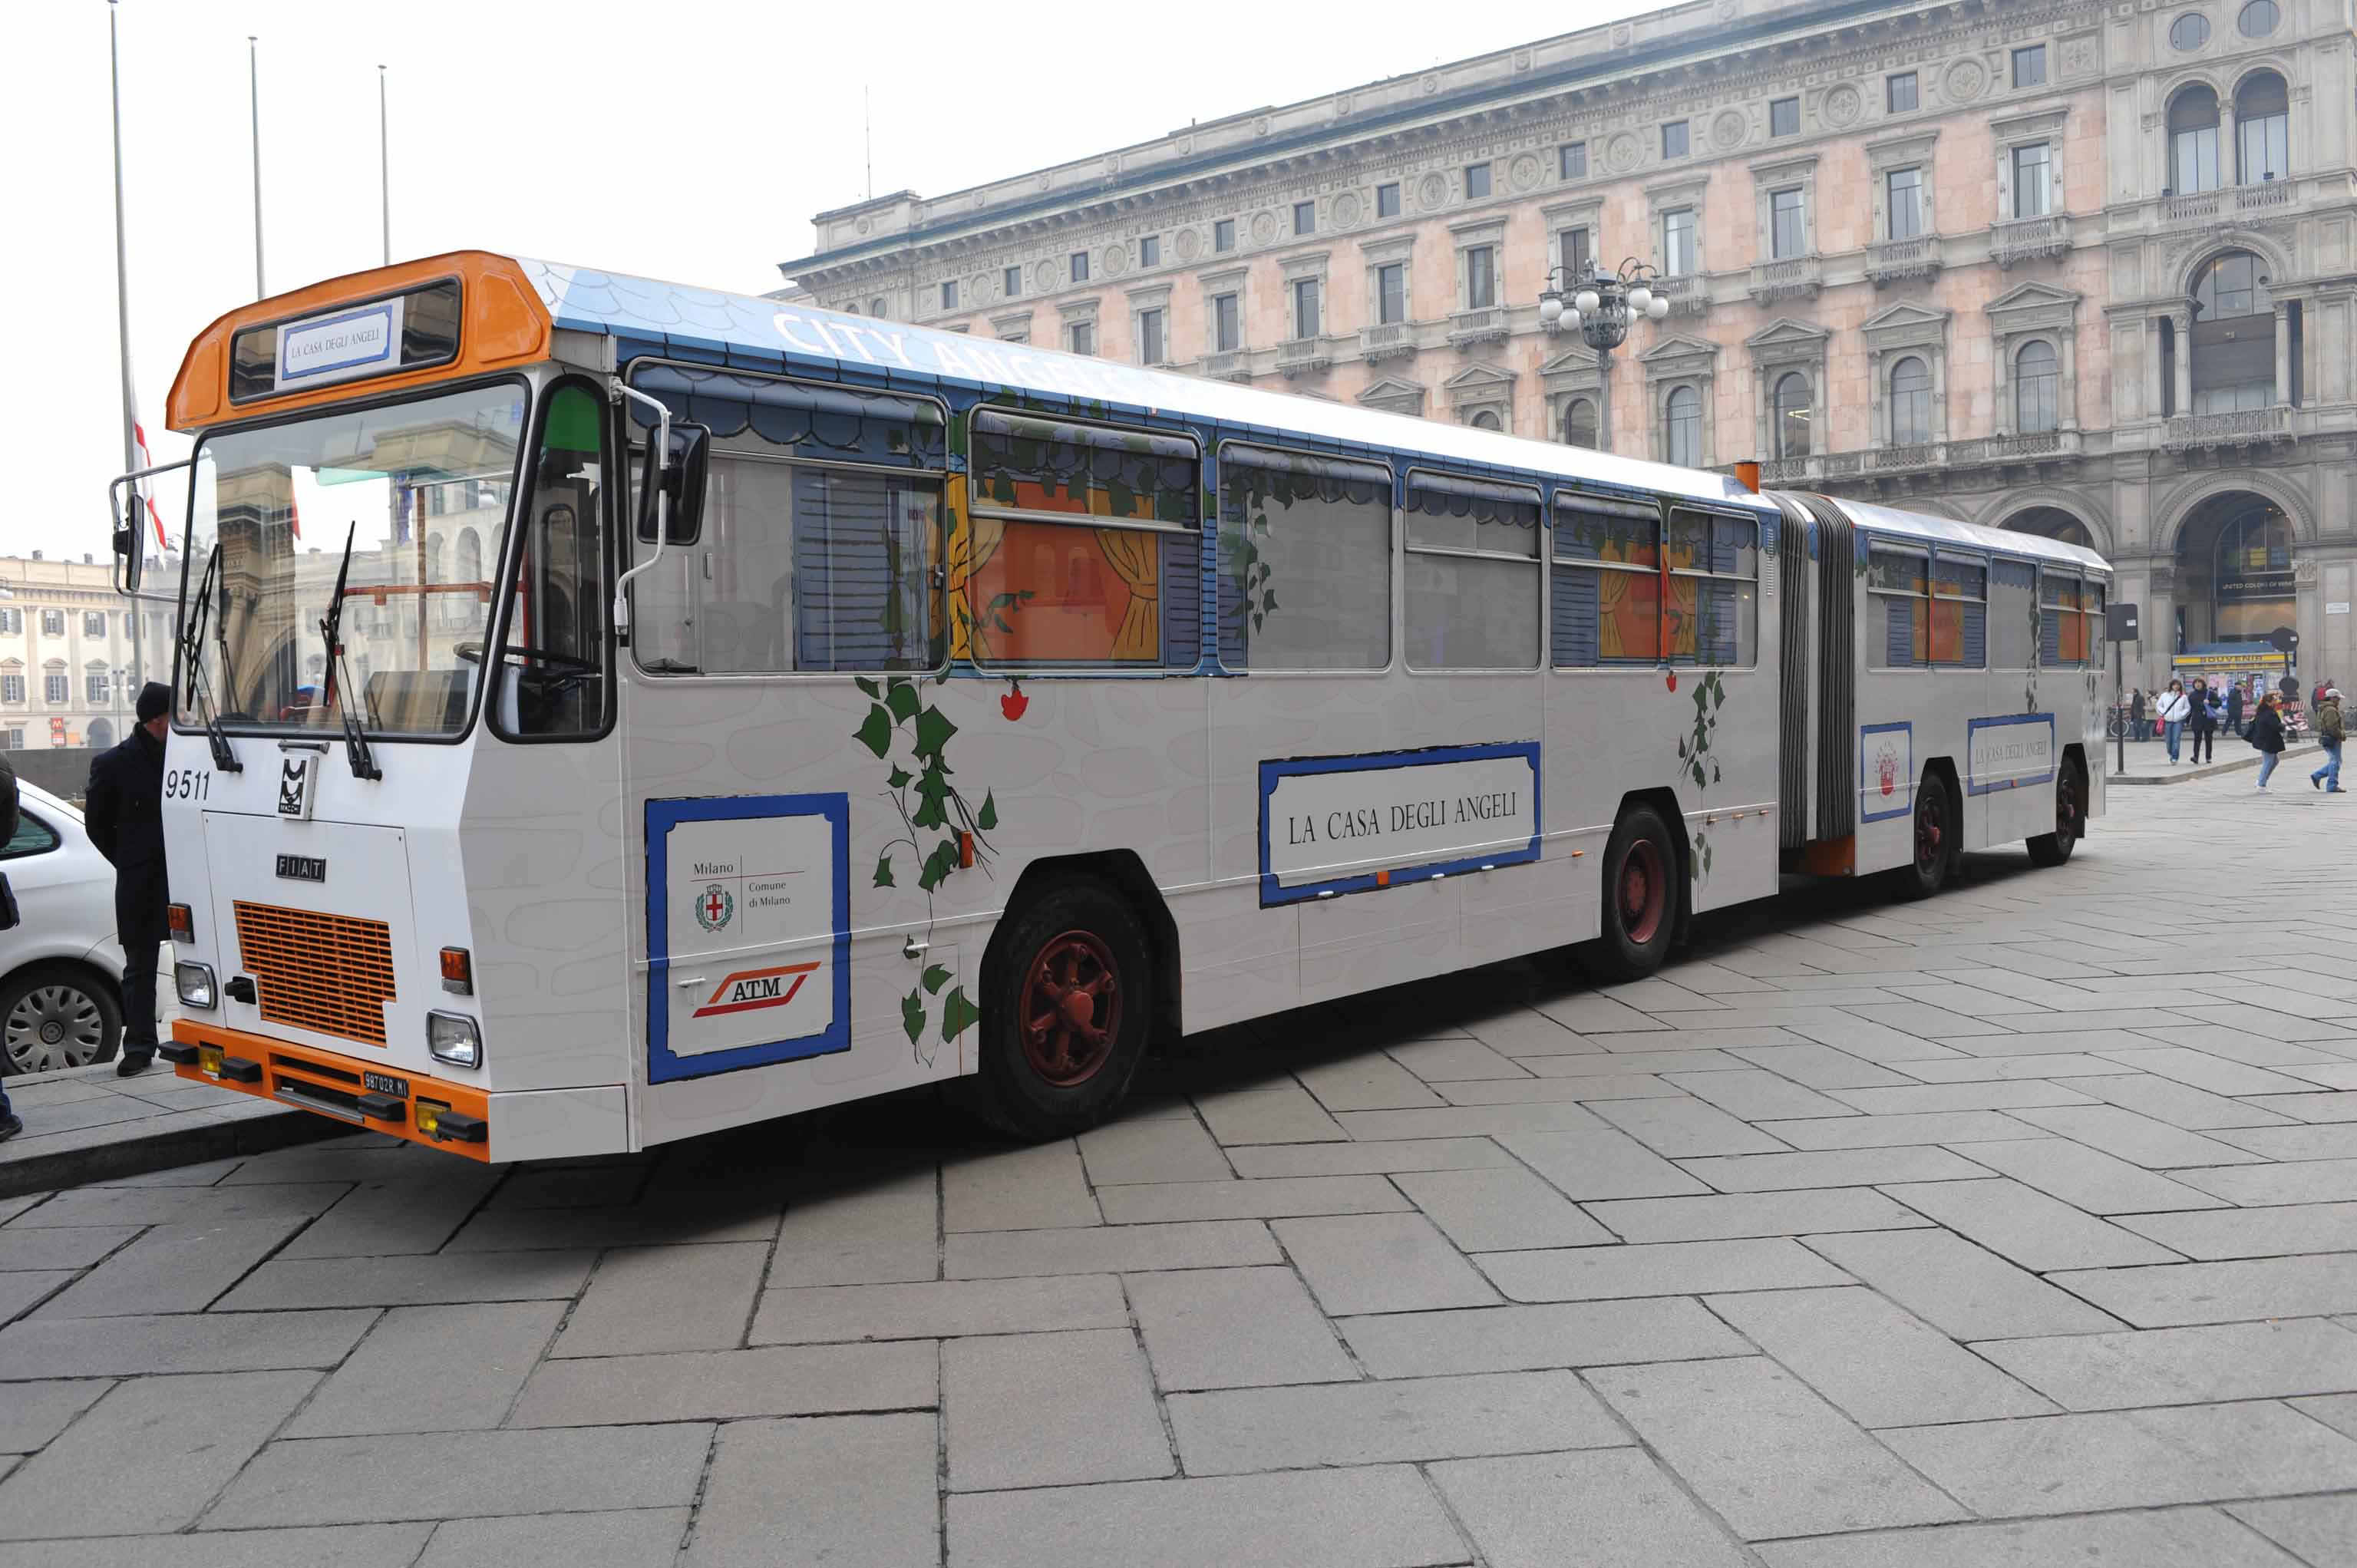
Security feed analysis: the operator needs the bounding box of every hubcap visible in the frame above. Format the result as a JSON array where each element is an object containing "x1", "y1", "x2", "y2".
[
  {"x1": 1916, "y1": 802, "x2": 1944, "y2": 873},
  {"x1": 1019, "y1": 931, "x2": 1121, "y2": 1087},
  {"x1": 5, "y1": 984, "x2": 107, "y2": 1074},
  {"x1": 2058, "y1": 778, "x2": 2081, "y2": 840},
  {"x1": 1618, "y1": 840, "x2": 1668, "y2": 946}
]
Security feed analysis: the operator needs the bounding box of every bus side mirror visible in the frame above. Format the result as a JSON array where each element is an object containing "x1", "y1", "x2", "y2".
[
  {"x1": 637, "y1": 421, "x2": 709, "y2": 546},
  {"x1": 114, "y1": 520, "x2": 143, "y2": 593}
]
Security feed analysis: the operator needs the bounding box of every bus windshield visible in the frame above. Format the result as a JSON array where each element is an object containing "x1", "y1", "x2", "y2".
[{"x1": 182, "y1": 381, "x2": 530, "y2": 736}]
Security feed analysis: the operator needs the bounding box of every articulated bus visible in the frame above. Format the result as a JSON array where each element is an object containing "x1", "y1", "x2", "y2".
[{"x1": 122, "y1": 253, "x2": 2110, "y2": 1161}]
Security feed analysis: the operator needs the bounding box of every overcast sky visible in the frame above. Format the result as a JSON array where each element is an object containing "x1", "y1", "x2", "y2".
[{"x1": 1, "y1": 0, "x2": 1643, "y2": 564}]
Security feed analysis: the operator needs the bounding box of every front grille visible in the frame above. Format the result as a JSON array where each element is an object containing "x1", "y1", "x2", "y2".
[{"x1": 233, "y1": 902, "x2": 398, "y2": 1047}]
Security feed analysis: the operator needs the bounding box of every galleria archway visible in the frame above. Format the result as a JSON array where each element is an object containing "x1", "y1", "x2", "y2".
[{"x1": 2174, "y1": 490, "x2": 2295, "y2": 648}]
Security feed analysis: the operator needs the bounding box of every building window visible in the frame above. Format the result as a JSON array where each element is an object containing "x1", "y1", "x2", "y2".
[
  {"x1": 0, "y1": 609, "x2": 16, "y2": 633},
  {"x1": 1564, "y1": 398, "x2": 1599, "y2": 448},
  {"x1": 1560, "y1": 142, "x2": 1587, "y2": 180},
  {"x1": 1376, "y1": 183, "x2": 1401, "y2": 219},
  {"x1": 1465, "y1": 162, "x2": 1492, "y2": 199},
  {"x1": 1069, "y1": 252, "x2": 1090, "y2": 284},
  {"x1": 1771, "y1": 189, "x2": 1807, "y2": 259},
  {"x1": 1002, "y1": 266, "x2": 1022, "y2": 299},
  {"x1": 2240, "y1": 0, "x2": 2279, "y2": 35},
  {"x1": 1890, "y1": 356, "x2": 1933, "y2": 444},
  {"x1": 0, "y1": 729, "x2": 16, "y2": 748},
  {"x1": 2015, "y1": 341, "x2": 2059, "y2": 434},
  {"x1": 1662, "y1": 120, "x2": 1689, "y2": 160},
  {"x1": 0, "y1": 676, "x2": 20, "y2": 704},
  {"x1": 1662, "y1": 207, "x2": 1697, "y2": 276},
  {"x1": 2170, "y1": 86, "x2": 2222, "y2": 193},
  {"x1": 1771, "y1": 97, "x2": 1801, "y2": 138},
  {"x1": 1464, "y1": 246, "x2": 1497, "y2": 310},
  {"x1": 1560, "y1": 226, "x2": 1591, "y2": 279},
  {"x1": 1469, "y1": 411, "x2": 1503, "y2": 431},
  {"x1": 1376, "y1": 262, "x2": 1407, "y2": 325},
  {"x1": 1887, "y1": 168, "x2": 1926, "y2": 239},
  {"x1": 1665, "y1": 385, "x2": 1702, "y2": 467},
  {"x1": 1137, "y1": 308, "x2": 1166, "y2": 365},
  {"x1": 1292, "y1": 277, "x2": 1322, "y2": 339},
  {"x1": 2237, "y1": 71, "x2": 2289, "y2": 183},
  {"x1": 2191, "y1": 249, "x2": 2276, "y2": 411},
  {"x1": 40, "y1": 612, "x2": 62, "y2": 638},
  {"x1": 941, "y1": 281, "x2": 959, "y2": 312},
  {"x1": 1214, "y1": 218, "x2": 1236, "y2": 253},
  {"x1": 1140, "y1": 235, "x2": 1160, "y2": 267},
  {"x1": 2012, "y1": 44, "x2": 2046, "y2": 89},
  {"x1": 84, "y1": 612, "x2": 105, "y2": 637},
  {"x1": 1213, "y1": 293, "x2": 1241, "y2": 353},
  {"x1": 86, "y1": 672, "x2": 109, "y2": 704},
  {"x1": 1404, "y1": 474, "x2": 1540, "y2": 670},
  {"x1": 869, "y1": 298, "x2": 886, "y2": 317},
  {"x1": 2171, "y1": 12, "x2": 2210, "y2": 49},
  {"x1": 44, "y1": 675, "x2": 67, "y2": 705},
  {"x1": 1888, "y1": 72, "x2": 1919, "y2": 113},
  {"x1": 2012, "y1": 144, "x2": 2052, "y2": 218},
  {"x1": 1067, "y1": 321, "x2": 1094, "y2": 356},
  {"x1": 1293, "y1": 200, "x2": 1315, "y2": 236},
  {"x1": 1773, "y1": 373, "x2": 1813, "y2": 458}
]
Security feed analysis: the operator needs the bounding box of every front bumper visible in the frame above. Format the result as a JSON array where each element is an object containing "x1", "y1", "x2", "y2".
[{"x1": 169, "y1": 1019, "x2": 491, "y2": 1162}]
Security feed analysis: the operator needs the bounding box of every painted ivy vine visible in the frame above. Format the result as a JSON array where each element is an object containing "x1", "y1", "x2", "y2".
[
  {"x1": 1674, "y1": 668, "x2": 1729, "y2": 882},
  {"x1": 854, "y1": 675, "x2": 999, "y2": 1066}
]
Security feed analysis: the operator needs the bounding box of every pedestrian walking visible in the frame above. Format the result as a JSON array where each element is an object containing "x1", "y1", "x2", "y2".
[
  {"x1": 2251, "y1": 691, "x2": 2289, "y2": 791},
  {"x1": 2187, "y1": 682, "x2": 2220, "y2": 764},
  {"x1": 2227, "y1": 679, "x2": 2246, "y2": 738},
  {"x1": 2130, "y1": 687, "x2": 2147, "y2": 741},
  {"x1": 2312, "y1": 687, "x2": 2346, "y2": 794},
  {"x1": 2159, "y1": 679, "x2": 2190, "y2": 763},
  {"x1": 0, "y1": 748, "x2": 19, "y2": 1143},
  {"x1": 84, "y1": 682, "x2": 173, "y2": 1078}
]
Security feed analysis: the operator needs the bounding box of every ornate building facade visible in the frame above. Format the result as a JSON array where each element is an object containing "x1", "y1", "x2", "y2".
[
  {"x1": 0, "y1": 553, "x2": 163, "y2": 752},
  {"x1": 783, "y1": 0, "x2": 2357, "y2": 689}
]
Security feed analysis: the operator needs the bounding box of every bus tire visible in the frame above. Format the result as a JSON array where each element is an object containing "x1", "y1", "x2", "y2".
[
  {"x1": 1893, "y1": 771, "x2": 1955, "y2": 900},
  {"x1": 2027, "y1": 759, "x2": 2085, "y2": 867},
  {"x1": 1589, "y1": 804, "x2": 1679, "y2": 983},
  {"x1": 967, "y1": 876, "x2": 1154, "y2": 1141}
]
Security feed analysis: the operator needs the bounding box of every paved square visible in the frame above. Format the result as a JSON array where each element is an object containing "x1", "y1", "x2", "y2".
[{"x1": 5, "y1": 772, "x2": 2357, "y2": 1562}]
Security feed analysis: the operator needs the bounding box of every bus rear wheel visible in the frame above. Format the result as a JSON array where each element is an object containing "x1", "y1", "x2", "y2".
[
  {"x1": 1589, "y1": 804, "x2": 1679, "y2": 982},
  {"x1": 2027, "y1": 760, "x2": 2085, "y2": 867},
  {"x1": 1893, "y1": 772, "x2": 1955, "y2": 900},
  {"x1": 968, "y1": 876, "x2": 1154, "y2": 1140}
]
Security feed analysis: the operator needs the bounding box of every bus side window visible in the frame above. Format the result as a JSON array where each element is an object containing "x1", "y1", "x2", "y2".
[
  {"x1": 1216, "y1": 446, "x2": 1390, "y2": 672},
  {"x1": 495, "y1": 382, "x2": 610, "y2": 739},
  {"x1": 1989, "y1": 560, "x2": 2038, "y2": 668}
]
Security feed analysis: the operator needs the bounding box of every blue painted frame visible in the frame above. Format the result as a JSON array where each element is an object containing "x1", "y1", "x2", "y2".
[
  {"x1": 1966, "y1": 712, "x2": 2057, "y2": 796},
  {"x1": 1859, "y1": 721, "x2": 1915, "y2": 824},
  {"x1": 1257, "y1": 741, "x2": 1542, "y2": 907},
  {"x1": 644, "y1": 793, "x2": 852, "y2": 1084}
]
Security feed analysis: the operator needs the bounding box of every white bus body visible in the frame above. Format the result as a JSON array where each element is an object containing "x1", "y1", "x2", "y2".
[{"x1": 142, "y1": 254, "x2": 2108, "y2": 1163}]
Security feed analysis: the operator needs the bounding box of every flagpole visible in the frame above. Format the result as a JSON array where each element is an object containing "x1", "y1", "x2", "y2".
[
  {"x1": 378, "y1": 64, "x2": 390, "y2": 265},
  {"x1": 249, "y1": 35, "x2": 264, "y2": 299},
  {"x1": 110, "y1": 0, "x2": 143, "y2": 694}
]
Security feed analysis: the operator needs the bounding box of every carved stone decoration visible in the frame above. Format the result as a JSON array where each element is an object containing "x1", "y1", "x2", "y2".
[
  {"x1": 1175, "y1": 228, "x2": 1202, "y2": 262},
  {"x1": 1250, "y1": 211, "x2": 1279, "y2": 245},
  {"x1": 972, "y1": 274, "x2": 995, "y2": 305},
  {"x1": 1712, "y1": 109, "x2": 1748, "y2": 151},
  {"x1": 1333, "y1": 191, "x2": 1364, "y2": 228},
  {"x1": 1422, "y1": 75, "x2": 1440, "y2": 95},
  {"x1": 1032, "y1": 260, "x2": 1059, "y2": 293},
  {"x1": 1418, "y1": 173, "x2": 1450, "y2": 210},
  {"x1": 1716, "y1": 0, "x2": 1738, "y2": 18},
  {"x1": 1612, "y1": 22, "x2": 1632, "y2": 47},
  {"x1": 1942, "y1": 58, "x2": 1986, "y2": 103},
  {"x1": 1823, "y1": 83, "x2": 1862, "y2": 128},
  {"x1": 2062, "y1": 37, "x2": 2097, "y2": 77},
  {"x1": 1255, "y1": 117, "x2": 1270, "y2": 137},
  {"x1": 1606, "y1": 132, "x2": 1642, "y2": 173},
  {"x1": 1510, "y1": 153, "x2": 1543, "y2": 193},
  {"x1": 1102, "y1": 245, "x2": 1127, "y2": 278},
  {"x1": 1514, "y1": 49, "x2": 1532, "y2": 70}
]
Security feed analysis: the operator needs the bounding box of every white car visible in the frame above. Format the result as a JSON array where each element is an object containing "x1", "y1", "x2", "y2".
[{"x1": 1, "y1": 780, "x2": 126, "y2": 1074}]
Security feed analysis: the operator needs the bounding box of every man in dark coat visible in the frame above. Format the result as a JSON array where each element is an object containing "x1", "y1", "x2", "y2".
[
  {"x1": 84, "y1": 682, "x2": 173, "y2": 1077},
  {"x1": 0, "y1": 748, "x2": 18, "y2": 1139}
]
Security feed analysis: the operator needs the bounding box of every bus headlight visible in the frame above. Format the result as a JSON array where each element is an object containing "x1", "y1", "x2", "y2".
[
  {"x1": 426, "y1": 1011, "x2": 482, "y2": 1070},
  {"x1": 174, "y1": 962, "x2": 218, "y2": 1010}
]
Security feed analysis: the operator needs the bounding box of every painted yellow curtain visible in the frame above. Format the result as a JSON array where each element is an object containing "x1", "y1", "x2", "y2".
[
  {"x1": 1095, "y1": 529, "x2": 1160, "y2": 661},
  {"x1": 946, "y1": 477, "x2": 1008, "y2": 659}
]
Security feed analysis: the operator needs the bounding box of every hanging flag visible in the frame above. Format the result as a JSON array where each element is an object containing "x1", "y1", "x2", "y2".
[
  {"x1": 289, "y1": 484, "x2": 303, "y2": 542},
  {"x1": 130, "y1": 417, "x2": 168, "y2": 552}
]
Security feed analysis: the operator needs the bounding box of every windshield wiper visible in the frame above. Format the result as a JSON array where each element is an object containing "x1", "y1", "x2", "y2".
[
  {"x1": 320, "y1": 521, "x2": 382, "y2": 782},
  {"x1": 178, "y1": 544, "x2": 243, "y2": 773}
]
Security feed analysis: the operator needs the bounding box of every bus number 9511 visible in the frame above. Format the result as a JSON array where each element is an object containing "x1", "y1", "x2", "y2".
[{"x1": 164, "y1": 768, "x2": 211, "y2": 801}]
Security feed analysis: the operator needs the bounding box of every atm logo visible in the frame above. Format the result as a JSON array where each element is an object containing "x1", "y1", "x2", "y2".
[{"x1": 691, "y1": 962, "x2": 821, "y2": 1019}]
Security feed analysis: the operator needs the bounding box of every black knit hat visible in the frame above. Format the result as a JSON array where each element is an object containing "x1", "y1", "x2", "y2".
[{"x1": 135, "y1": 681, "x2": 172, "y2": 723}]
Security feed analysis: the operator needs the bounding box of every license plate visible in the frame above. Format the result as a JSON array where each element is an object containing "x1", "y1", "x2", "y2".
[{"x1": 363, "y1": 1071, "x2": 411, "y2": 1098}]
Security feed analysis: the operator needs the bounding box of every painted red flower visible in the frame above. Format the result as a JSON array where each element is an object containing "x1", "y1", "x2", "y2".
[{"x1": 1000, "y1": 680, "x2": 1028, "y2": 721}]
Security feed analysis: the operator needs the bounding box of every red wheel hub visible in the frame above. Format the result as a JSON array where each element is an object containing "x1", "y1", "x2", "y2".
[
  {"x1": 1618, "y1": 840, "x2": 1667, "y2": 945},
  {"x1": 1916, "y1": 802, "x2": 1944, "y2": 871},
  {"x1": 1019, "y1": 930, "x2": 1121, "y2": 1087},
  {"x1": 2057, "y1": 777, "x2": 2081, "y2": 837}
]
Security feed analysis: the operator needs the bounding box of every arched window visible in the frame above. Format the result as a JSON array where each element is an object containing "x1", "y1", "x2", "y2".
[
  {"x1": 423, "y1": 535, "x2": 444, "y2": 583},
  {"x1": 2239, "y1": 0, "x2": 2279, "y2": 37},
  {"x1": 870, "y1": 298, "x2": 886, "y2": 317},
  {"x1": 2170, "y1": 12, "x2": 2210, "y2": 50},
  {"x1": 2015, "y1": 341, "x2": 2060, "y2": 434},
  {"x1": 2168, "y1": 85, "x2": 2221, "y2": 193},
  {"x1": 85, "y1": 718, "x2": 114, "y2": 750},
  {"x1": 2237, "y1": 71, "x2": 2289, "y2": 183},
  {"x1": 1773, "y1": 373, "x2": 1812, "y2": 459},
  {"x1": 2191, "y1": 249, "x2": 2275, "y2": 411},
  {"x1": 1563, "y1": 398, "x2": 1598, "y2": 449},
  {"x1": 455, "y1": 527, "x2": 483, "y2": 584},
  {"x1": 1470, "y1": 409, "x2": 1503, "y2": 431},
  {"x1": 1665, "y1": 385, "x2": 1702, "y2": 467},
  {"x1": 1889, "y1": 358, "x2": 1932, "y2": 445}
]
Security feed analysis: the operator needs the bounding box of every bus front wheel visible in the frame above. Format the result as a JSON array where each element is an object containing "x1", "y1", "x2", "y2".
[
  {"x1": 2027, "y1": 760, "x2": 2085, "y2": 867},
  {"x1": 969, "y1": 876, "x2": 1154, "y2": 1140},
  {"x1": 1893, "y1": 772, "x2": 1956, "y2": 900},
  {"x1": 1590, "y1": 805, "x2": 1679, "y2": 982}
]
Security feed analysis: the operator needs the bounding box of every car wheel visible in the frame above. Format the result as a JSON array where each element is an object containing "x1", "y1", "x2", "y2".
[{"x1": 1, "y1": 964, "x2": 123, "y2": 1074}]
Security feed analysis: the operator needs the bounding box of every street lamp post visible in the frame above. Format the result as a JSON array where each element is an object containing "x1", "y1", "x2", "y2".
[{"x1": 1539, "y1": 257, "x2": 1672, "y2": 355}]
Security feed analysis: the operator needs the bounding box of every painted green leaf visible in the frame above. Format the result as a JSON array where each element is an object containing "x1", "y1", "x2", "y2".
[
  {"x1": 901, "y1": 991, "x2": 926, "y2": 1044},
  {"x1": 940, "y1": 985, "x2": 982, "y2": 1041},
  {"x1": 918, "y1": 839, "x2": 959, "y2": 893},
  {"x1": 888, "y1": 766, "x2": 913, "y2": 789},
  {"x1": 975, "y1": 790, "x2": 998, "y2": 831},
  {"x1": 854, "y1": 705, "x2": 893, "y2": 758},
  {"x1": 886, "y1": 679, "x2": 921, "y2": 724},
  {"x1": 1263, "y1": 592, "x2": 1279, "y2": 612},
  {"x1": 855, "y1": 677, "x2": 881, "y2": 698},
  {"x1": 873, "y1": 853, "x2": 896, "y2": 888},
  {"x1": 923, "y1": 963, "x2": 951, "y2": 995},
  {"x1": 913, "y1": 767, "x2": 953, "y2": 830},
  {"x1": 913, "y1": 705, "x2": 958, "y2": 761}
]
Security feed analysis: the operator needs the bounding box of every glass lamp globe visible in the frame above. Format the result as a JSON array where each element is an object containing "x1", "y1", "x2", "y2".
[
  {"x1": 1574, "y1": 289, "x2": 1601, "y2": 314},
  {"x1": 1563, "y1": 308, "x2": 1582, "y2": 331},
  {"x1": 1647, "y1": 295, "x2": 1671, "y2": 320},
  {"x1": 1539, "y1": 295, "x2": 1563, "y2": 324},
  {"x1": 1627, "y1": 286, "x2": 1654, "y2": 313}
]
